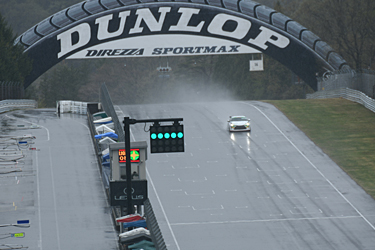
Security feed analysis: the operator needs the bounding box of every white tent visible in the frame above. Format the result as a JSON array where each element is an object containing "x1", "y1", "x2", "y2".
[
  {"x1": 98, "y1": 137, "x2": 116, "y2": 145},
  {"x1": 95, "y1": 124, "x2": 115, "y2": 134}
]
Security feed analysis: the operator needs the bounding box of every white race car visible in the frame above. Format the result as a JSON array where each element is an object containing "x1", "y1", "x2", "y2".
[{"x1": 228, "y1": 116, "x2": 251, "y2": 132}]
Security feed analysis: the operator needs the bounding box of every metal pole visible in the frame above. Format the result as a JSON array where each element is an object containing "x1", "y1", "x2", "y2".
[
  {"x1": 8, "y1": 82, "x2": 11, "y2": 99},
  {"x1": 21, "y1": 82, "x2": 24, "y2": 99},
  {"x1": 122, "y1": 116, "x2": 182, "y2": 215},
  {"x1": 124, "y1": 117, "x2": 133, "y2": 215}
]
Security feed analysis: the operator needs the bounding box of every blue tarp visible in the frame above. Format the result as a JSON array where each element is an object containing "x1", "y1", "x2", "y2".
[
  {"x1": 95, "y1": 132, "x2": 118, "y2": 140},
  {"x1": 123, "y1": 220, "x2": 147, "y2": 229},
  {"x1": 102, "y1": 153, "x2": 110, "y2": 161},
  {"x1": 102, "y1": 161, "x2": 110, "y2": 167},
  {"x1": 99, "y1": 120, "x2": 113, "y2": 124}
]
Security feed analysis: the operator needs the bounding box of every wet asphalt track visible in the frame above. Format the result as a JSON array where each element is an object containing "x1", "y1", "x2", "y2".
[
  {"x1": 2, "y1": 100, "x2": 375, "y2": 250},
  {"x1": 121, "y1": 100, "x2": 375, "y2": 250},
  {"x1": 0, "y1": 110, "x2": 118, "y2": 250}
]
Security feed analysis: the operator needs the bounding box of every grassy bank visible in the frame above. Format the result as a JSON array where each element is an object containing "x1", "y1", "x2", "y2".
[{"x1": 265, "y1": 98, "x2": 375, "y2": 198}]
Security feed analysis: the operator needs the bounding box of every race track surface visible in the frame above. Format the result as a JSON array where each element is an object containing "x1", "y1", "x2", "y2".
[
  {"x1": 0, "y1": 110, "x2": 118, "y2": 250},
  {"x1": 121, "y1": 100, "x2": 375, "y2": 250}
]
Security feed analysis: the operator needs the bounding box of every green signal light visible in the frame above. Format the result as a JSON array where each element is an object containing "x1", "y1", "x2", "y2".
[
  {"x1": 130, "y1": 150, "x2": 140, "y2": 161},
  {"x1": 151, "y1": 133, "x2": 157, "y2": 140},
  {"x1": 158, "y1": 133, "x2": 163, "y2": 139},
  {"x1": 171, "y1": 132, "x2": 177, "y2": 139},
  {"x1": 164, "y1": 133, "x2": 170, "y2": 139},
  {"x1": 178, "y1": 132, "x2": 183, "y2": 138}
]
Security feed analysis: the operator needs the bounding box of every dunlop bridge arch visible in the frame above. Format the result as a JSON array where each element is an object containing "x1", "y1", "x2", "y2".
[{"x1": 16, "y1": 0, "x2": 350, "y2": 90}]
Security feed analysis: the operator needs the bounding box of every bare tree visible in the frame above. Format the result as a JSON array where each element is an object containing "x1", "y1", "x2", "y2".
[{"x1": 293, "y1": 0, "x2": 375, "y2": 70}]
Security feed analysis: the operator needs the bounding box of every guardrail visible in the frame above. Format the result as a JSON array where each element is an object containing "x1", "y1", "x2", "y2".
[
  {"x1": 306, "y1": 88, "x2": 375, "y2": 113},
  {"x1": 0, "y1": 99, "x2": 37, "y2": 113}
]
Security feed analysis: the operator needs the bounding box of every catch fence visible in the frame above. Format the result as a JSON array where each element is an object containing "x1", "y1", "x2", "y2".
[
  {"x1": 100, "y1": 83, "x2": 125, "y2": 141},
  {"x1": 317, "y1": 70, "x2": 375, "y2": 98},
  {"x1": 1, "y1": 81, "x2": 24, "y2": 100}
]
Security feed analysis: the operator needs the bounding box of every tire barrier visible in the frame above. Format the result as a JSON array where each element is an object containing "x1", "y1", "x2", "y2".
[{"x1": 16, "y1": 0, "x2": 349, "y2": 90}]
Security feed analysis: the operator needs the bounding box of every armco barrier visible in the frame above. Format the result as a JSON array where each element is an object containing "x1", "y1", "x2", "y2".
[
  {"x1": 306, "y1": 88, "x2": 375, "y2": 113},
  {"x1": 0, "y1": 99, "x2": 37, "y2": 113}
]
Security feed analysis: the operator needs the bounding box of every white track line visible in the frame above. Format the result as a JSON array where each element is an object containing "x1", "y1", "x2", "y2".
[
  {"x1": 170, "y1": 215, "x2": 363, "y2": 226},
  {"x1": 48, "y1": 146, "x2": 61, "y2": 250},
  {"x1": 6, "y1": 114, "x2": 50, "y2": 141},
  {"x1": 36, "y1": 151, "x2": 43, "y2": 250},
  {"x1": 130, "y1": 129, "x2": 181, "y2": 250},
  {"x1": 244, "y1": 101, "x2": 375, "y2": 231}
]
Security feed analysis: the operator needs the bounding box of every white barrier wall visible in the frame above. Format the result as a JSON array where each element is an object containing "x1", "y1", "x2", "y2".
[{"x1": 57, "y1": 100, "x2": 87, "y2": 114}]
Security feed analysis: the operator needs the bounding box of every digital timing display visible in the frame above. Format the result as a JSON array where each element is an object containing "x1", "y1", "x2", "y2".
[{"x1": 118, "y1": 149, "x2": 140, "y2": 163}]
